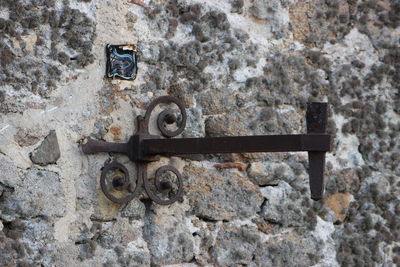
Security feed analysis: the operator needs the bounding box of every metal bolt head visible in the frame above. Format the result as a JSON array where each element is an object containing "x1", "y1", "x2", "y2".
[
  {"x1": 160, "y1": 180, "x2": 173, "y2": 192},
  {"x1": 112, "y1": 176, "x2": 126, "y2": 191},
  {"x1": 164, "y1": 113, "x2": 177, "y2": 124}
]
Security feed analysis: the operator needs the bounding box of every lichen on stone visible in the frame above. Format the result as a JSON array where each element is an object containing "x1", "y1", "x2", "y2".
[{"x1": 0, "y1": 0, "x2": 96, "y2": 113}]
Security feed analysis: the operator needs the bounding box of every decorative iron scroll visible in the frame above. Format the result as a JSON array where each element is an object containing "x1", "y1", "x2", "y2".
[{"x1": 81, "y1": 96, "x2": 332, "y2": 205}]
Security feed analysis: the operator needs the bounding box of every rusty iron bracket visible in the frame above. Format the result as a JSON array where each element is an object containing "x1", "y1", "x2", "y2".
[{"x1": 81, "y1": 96, "x2": 332, "y2": 205}]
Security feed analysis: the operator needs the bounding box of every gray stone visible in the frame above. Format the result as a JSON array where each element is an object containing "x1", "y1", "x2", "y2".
[
  {"x1": 204, "y1": 106, "x2": 257, "y2": 137},
  {"x1": 249, "y1": 0, "x2": 289, "y2": 38},
  {"x1": 3, "y1": 169, "x2": 66, "y2": 218},
  {"x1": 117, "y1": 238, "x2": 152, "y2": 267},
  {"x1": 77, "y1": 240, "x2": 97, "y2": 261},
  {"x1": 248, "y1": 162, "x2": 294, "y2": 186},
  {"x1": 197, "y1": 90, "x2": 236, "y2": 116},
  {"x1": 137, "y1": 42, "x2": 160, "y2": 63},
  {"x1": 97, "y1": 219, "x2": 143, "y2": 249},
  {"x1": 0, "y1": 2, "x2": 96, "y2": 113},
  {"x1": 45, "y1": 243, "x2": 82, "y2": 267},
  {"x1": 30, "y1": 130, "x2": 61, "y2": 166},
  {"x1": 121, "y1": 199, "x2": 146, "y2": 219},
  {"x1": 250, "y1": 0, "x2": 284, "y2": 20},
  {"x1": 184, "y1": 163, "x2": 264, "y2": 220},
  {"x1": 0, "y1": 153, "x2": 21, "y2": 188},
  {"x1": 183, "y1": 107, "x2": 205, "y2": 138},
  {"x1": 144, "y1": 212, "x2": 195, "y2": 265},
  {"x1": 0, "y1": 227, "x2": 30, "y2": 265},
  {"x1": 260, "y1": 181, "x2": 315, "y2": 228},
  {"x1": 204, "y1": 105, "x2": 289, "y2": 139},
  {"x1": 255, "y1": 231, "x2": 321, "y2": 266},
  {"x1": 0, "y1": 218, "x2": 57, "y2": 266},
  {"x1": 210, "y1": 226, "x2": 261, "y2": 266}
]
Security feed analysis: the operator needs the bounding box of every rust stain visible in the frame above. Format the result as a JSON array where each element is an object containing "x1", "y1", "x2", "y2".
[
  {"x1": 110, "y1": 126, "x2": 121, "y2": 135},
  {"x1": 250, "y1": 15, "x2": 268, "y2": 24},
  {"x1": 214, "y1": 162, "x2": 247, "y2": 172},
  {"x1": 326, "y1": 192, "x2": 351, "y2": 221},
  {"x1": 109, "y1": 126, "x2": 122, "y2": 141},
  {"x1": 289, "y1": 1, "x2": 314, "y2": 45},
  {"x1": 114, "y1": 90, "x2": 127, "y2": 101},
  {"x1": 131, "y1": 0, "x2": 146, "y2": 7}
]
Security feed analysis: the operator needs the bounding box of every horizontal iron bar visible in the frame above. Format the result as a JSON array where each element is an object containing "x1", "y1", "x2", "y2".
[
  {"x1": 143, "y1": 134, "x2": 331, "y2": 156},
  {"x1": 81, "y1": 139, "x2": 129, "y2": 154}
]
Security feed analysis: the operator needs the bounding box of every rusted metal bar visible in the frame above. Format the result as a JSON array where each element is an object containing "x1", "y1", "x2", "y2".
[
  {"x1": 307, "y1": 103, "x2": 328, "y2": 200},
  {"x1": 143, "y1": 134, "x2": 331, "y2": 156},
  {"x1": 81, "y1": 139, "x2": 129, "y2": 154},
  {"x1": 81, "y1": 96, "x2": 332, "y2": 205}
]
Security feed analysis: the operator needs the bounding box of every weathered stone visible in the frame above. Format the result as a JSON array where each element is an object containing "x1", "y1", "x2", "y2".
[
  {"x1": 2, "y1": 169, "x2": 66, "y2": 218},
  {"x1": 22, "y1": 218, "x2": 54, "y2": 244},
  {"x1": 249, "y1": 0, "x2": 290, "y2": 38},
  {"x1": 77, "y1": 240, "x2": 97, "y2": 261},
  {"x1": 91, "y1": 190, "x2": 124, "y2": 222},
  {"x1": 250, "y1": 0, "x2": 283, "y2": 20},
  {"x1": 197, "y1": 90, "x2": 236, "y2": 115},
  {"x1": 0, "y1": 224, "x2": 30, "y2": 266},
  {"x1": 205, "y1": 106, "x2": 255, "y2": 137},
  {"x1": 30, "y1": 130, "x2": 60, "y2": 166},
  {"x1": 0, "y1": 1, "x2": 96, "y2": 112},
  {"x1": 256, "y1": 230, "x2": 322, "y2": 266},
  {"x1": 248, "y1": 162, "x2": 294, "y2": 185},
  {"x1": 117, "y1": 238, "x2": 151, "y2": 266},
  {"x1": 248, "y1": 162, "x2": 272, "y2": 185},
  {"x1": 260, "y1": 181, "x2": 315, "y2": 228},
  {"x1": 210, "y1": 226, "x2": 261, "y2": 266},
  {"x1": 121, "y1": 199, "x2": 146, "y2": 219},
  {"x1": 183, "y1": 107, "x2": 205, "y2": 138},
  {"x1": 98, "y1": 219, "x2": 144, "y2": 249},
  {"x1": 325, "y1": 168, "x2": 361, "y2": 195},
  {"x1": 0, "y1": 153, "x2": 21, "y2": 188},
  {"x1": 326, "y1": 192, "x2": 352, "y2": 223},
  {"x1": 144, "y1": 212, "x2": 195, "y2": 265},
  {"x1": 184, "y1": 163, "x2": 264, "y2": 220},
  {"x1": 13, "y1": 128, "x2": 41, "y2": 147}
]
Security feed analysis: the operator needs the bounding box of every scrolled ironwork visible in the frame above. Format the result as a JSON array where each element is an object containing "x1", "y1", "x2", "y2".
[
  {"x1": 81, "y1": 95, "x2": 332, "y2": 206},
  {"x1": 143, "y1": 95, "x2": 187, "y2": 138},
  {"x1": 84, "y1": 96, "x2": 187, "y2": 205},
  {"x1": 100, "y1": 161, "x2": 142, "y2": 204},
  {"x1": 143, "y1": 165, "x2": 183, "y2": 205}
]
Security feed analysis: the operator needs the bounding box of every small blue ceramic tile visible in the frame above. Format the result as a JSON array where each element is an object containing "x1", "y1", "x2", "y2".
[{"x1": 106, "y1": 44, "x2": 137, "y2": 80}]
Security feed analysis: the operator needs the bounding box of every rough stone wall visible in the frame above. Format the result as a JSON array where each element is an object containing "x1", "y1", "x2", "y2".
[{"x1": 0, "y1": 0, "x2": 399, "y2": 266}]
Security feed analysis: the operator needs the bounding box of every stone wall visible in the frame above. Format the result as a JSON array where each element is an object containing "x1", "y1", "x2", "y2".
[{"x1": 0, "y1": 0, "x2": 399, "y2": 266}]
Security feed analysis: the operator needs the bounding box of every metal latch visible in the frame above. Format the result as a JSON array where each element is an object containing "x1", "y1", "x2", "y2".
[{"x1": 81, "y1": 96, "x2": 332, "y2": 205}]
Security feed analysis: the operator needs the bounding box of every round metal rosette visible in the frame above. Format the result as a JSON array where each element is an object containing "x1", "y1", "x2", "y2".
[
  {"x1": 143, "y1": 165, "x2": 183, "y2": 205},
  {"x1": 144, "y1": 95, "x2": 187, "y2": 138},
  {"x1": 100, "y1": 161, "x2": 142, "y2": 204}
]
